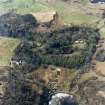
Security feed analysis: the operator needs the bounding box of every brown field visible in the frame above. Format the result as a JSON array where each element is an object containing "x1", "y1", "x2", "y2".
[{"x1": 29, "y1": 65, "x2": 78, "y2": 92}]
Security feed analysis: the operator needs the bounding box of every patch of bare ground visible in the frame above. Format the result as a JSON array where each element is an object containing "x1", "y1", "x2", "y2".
[{"x1": 26, "y1": 65, "x2": 78, "y2": 93}]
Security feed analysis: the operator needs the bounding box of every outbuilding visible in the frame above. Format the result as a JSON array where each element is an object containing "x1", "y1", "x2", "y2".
[{"x1": 90, "y1": 0, "x2": 105, "y2": 3}]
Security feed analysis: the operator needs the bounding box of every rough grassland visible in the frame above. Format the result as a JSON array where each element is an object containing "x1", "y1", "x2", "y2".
[
  {"x1": 0, "y1": 37, "x2": 20, "y2": 66},
  {"x1": 0, "y1": 0, "x2": 100, "y2": 25}
]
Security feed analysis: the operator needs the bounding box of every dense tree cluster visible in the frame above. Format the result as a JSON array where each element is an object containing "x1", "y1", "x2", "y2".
[
  {"x1": 0, "y1": 12, "x2": 37, "y2": 38},
  {"x1": 45, "y1": 32, "x2": 72, "y2": 54},
  {"x1": 12, "y1": 26, "x2": 100, "y2": 72},
  {"x1": 13, "y1": 41, "x2": 41, "y2": 73},
  {"x1": 38, "y1": 26, "x2": 100, "y2": 69},
  {"x1": 3, "y1": 69, "x2": 51, "y2": 105}
]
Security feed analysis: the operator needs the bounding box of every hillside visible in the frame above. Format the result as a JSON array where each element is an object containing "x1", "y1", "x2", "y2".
[
  {"x1": 0, "y1": 0, "x2": 105, "y2": 105},
  {"x1": 0, "y1": 0, "x2": 101, "y2": 24}
]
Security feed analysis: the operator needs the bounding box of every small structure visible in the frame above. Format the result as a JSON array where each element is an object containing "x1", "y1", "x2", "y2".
[
  {"x1": 75, "y1": 39, "x2": 84, "y2": 44},
  {"x1": 10, "y1": 60, "x2": 22, "y2": 67},
  {"x1": 56, "y1": 68, "x2": 61, "y2": 76},
  {"x1": 80, "y1": 40, "x2": 84, "y2": 43},
  {"x1": 97, "y1": 91, "x2": 105, "y2": 98},
  {"x1": 96, "y1": 44, "x2": 102, "y2": 48},
  {"x1": 90, "y1": 0, "x2": 105, "y2": 3},
  {"x1": 50, "y1": 66, "x2": 62, "y2": 76},
  {"x1": 75, "y1": 40, "x2": 79, "y2": 44},
  {"x1": 31, "y1": 11, "x2": 59, "y2": 27}
]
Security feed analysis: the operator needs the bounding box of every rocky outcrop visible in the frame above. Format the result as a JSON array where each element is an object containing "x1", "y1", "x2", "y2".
[{"x1": 49, "y1": 93, "x2": 78, "y2": 105}]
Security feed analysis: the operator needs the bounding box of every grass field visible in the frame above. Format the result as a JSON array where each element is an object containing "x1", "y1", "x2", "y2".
[
  {"x1": 0, "y1": 0, "x2": 100, "y2": 25},
  {"x1": 0, "y1": 37, "x2": 20, "y2": 66},
  {"x1": 48, "y1": 0, "x2": 100, "y2": 24}
]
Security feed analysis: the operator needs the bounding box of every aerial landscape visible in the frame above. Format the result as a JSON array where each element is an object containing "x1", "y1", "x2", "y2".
[{"x1": 0, "y1": 0, "x2": 105, "y2": 105}]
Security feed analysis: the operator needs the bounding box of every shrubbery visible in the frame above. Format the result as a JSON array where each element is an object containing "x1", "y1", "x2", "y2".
[{"x1": 96, "y1": 49, "x2": 105, "y2": 62}]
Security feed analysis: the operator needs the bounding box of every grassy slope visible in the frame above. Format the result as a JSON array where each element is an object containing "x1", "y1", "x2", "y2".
[
  {"x1": 0, "y1": 0, "x2": 53, "y2": 13},
  {"x1": 0, "y1": 37, "x2": 20, "y2": 66},
  {"x1": 0, "y1": 0, "x2": 100, "y2": 25},
  {"x1": 49, "y1": 0, "x2": 99, "y2": 24}
]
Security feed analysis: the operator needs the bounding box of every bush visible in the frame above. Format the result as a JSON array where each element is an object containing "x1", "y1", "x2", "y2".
[{"x1": 96, "y1": 49, "x2": 105, "y2": 62}]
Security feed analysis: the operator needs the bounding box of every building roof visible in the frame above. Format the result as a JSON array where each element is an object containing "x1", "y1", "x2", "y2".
[
  {"x1": 91, "y1": 0, "x2": 105, "y2": 3},
  {"x1": 31, "y1": 11, "x2": 58, "y2": 23}
]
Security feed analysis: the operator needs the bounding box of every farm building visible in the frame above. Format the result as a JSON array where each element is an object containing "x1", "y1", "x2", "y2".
[{"x1": 90, "y1": 0, "x2": 105, "y2": 3}]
